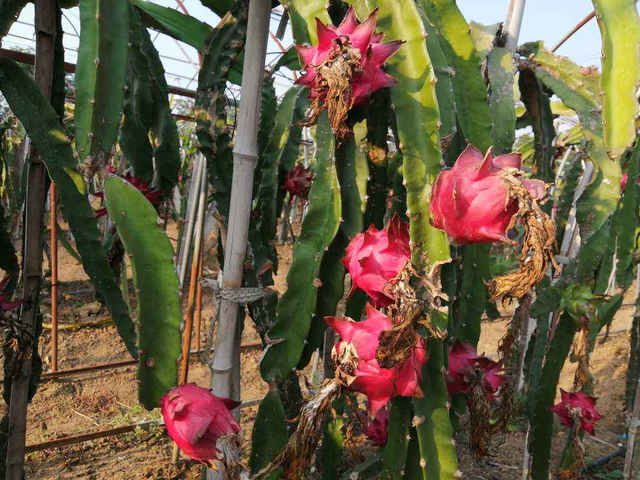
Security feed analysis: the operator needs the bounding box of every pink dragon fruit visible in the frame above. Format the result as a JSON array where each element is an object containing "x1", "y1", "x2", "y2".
[
  {"x1": 295, "y1": 7, "x2": 403, "y2": 138},
  {"x1": 95, "y1": 166, "x2": 164, "y2": 218},
  {"x1": 430, "y1": 146, "x2": 547, "y2": 245},
  {"x1": 364, "y1": 406, "x2": 389, "y2": 446},
  {"x1": 326, "y1": 304, "x2": 426, "y2": 416},
  {"x1": 283, "y1": 164, "x2": 313, "y2": 200},
  {"x1": 549, "y1": 389, "x2": 602, "y2": 435},
  {"x1": 161, "y1": 383, "x2": 241, "y2": 462},
  {"x1": 342, "y1": 215, "x2": 410, "y2": 308},
  {"x1": 621, "y1": 172, "x2": 629, "y2": 193},
  {"x1": 445, "y1": 341, "x2": 507, "y2": 397}
]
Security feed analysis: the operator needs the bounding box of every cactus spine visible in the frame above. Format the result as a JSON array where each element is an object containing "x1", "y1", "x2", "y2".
[{"x1": 75, "y1": 0, "x2": 129, "y2": 167}]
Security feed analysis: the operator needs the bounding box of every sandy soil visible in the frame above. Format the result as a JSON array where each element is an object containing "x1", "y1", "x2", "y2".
[{"x1": 0, "y1": 221, "x2": 633, "y2": 479}]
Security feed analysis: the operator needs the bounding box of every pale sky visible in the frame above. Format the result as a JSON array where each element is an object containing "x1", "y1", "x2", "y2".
[{"x1": 2, "y1": 1, "x2": 614, "y2": 99}]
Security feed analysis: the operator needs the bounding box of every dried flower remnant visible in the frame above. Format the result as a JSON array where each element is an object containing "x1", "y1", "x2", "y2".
[{"x1": 295, "y1": 8, "x2": 403, "y2": 138}]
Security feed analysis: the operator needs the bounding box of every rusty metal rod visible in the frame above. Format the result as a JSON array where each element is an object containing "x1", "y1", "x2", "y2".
[
  {"x1": 194, "y1": 238, "x2": 205, "y2": 351},
  {"x1": 50, "y1": 183, "x2": 59, "y2": 372},
  {"x1": 552, "y1": 10, "x2": 596, "y2": 52},
  {"x1": 0, "y1": 48, "x2": 197, "y2": 99},
  {"x1": 38, "y1": 342, "x2": 262, "y2": 381}
]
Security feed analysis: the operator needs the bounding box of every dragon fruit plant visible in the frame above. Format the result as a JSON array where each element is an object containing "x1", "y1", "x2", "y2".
[
  {"x1": 248, "y1": 1, "x2": 640, "y2": 478},
  {"x1": 1, "y1": 0, "x2": 639, "y2": 478}
]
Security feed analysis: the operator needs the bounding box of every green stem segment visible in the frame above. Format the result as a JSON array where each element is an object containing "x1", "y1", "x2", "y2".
[
  {"x1": 103, "y1": 176, "x2": 181, "y2": 409},
  {"x1": 591, "y1": 0, "x2": 640, "y2": 159}
]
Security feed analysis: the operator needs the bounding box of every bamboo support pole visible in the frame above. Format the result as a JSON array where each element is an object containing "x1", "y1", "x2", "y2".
[
  {"x1": 50, "y1": 183, "x2": 59, "y2": 373},
  {"x1": 504, "y1": 0, "x2": 527, "y2": 52},
  {"x1": 625, "y1": 378, "x2": 640, "y2": 478},
  {"x1": 177, "y1": 155, "x2": 204, "y2": 289},
  {"x1": 207, "y1": 1, "x2": 271, "y2": 478},
  {"x1": 6, "y1": 1, "x2": 57, "y2": 477}
]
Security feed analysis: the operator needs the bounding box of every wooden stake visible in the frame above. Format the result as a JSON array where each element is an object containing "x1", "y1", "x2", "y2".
[
  {"x1": 207, "y1": 1, "x2": 271, "y2": 478},
  {"x1": 50, "y1": 183, "x2": 58, "y2": 373},
  {"x1": 6, "y1": 1, "x2": 57, "y2": 477}
]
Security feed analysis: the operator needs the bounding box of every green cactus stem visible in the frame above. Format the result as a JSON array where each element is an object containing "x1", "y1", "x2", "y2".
[
  {"x1": 0, "y1": 57, "x2": 138, "y2": 358},
  {"x1": 122, "y1": 8, "x2": 181, "y2": 193},
  {"x1": 298, "y1": 128, "x2": 366, "y2": 369},
  {"x1": 487, "y1": 46, "x2": 517, "y2": 155},
  {"x1": 132, "y1": 0, "x2": 213, "y2": 50},
  {"x1": 256, "y1": 86, "x2": 305, "y2": 266},
  {"x1": 103, "y1": 175, "x2": 181, "y2": 409},
  {"x1": 0, "y1": 0, "x2": 29, "y2": 38},
  {"x1": 195, "y1": 1, "x2": 248, "y2": 221},
  {"x1": 591, "y1": 0, "x2": 640, "y2": 159},
  {"x1": 260, "y1": 112, "x2": 341, "y2": 382},
  {"x1": 518, "y1": 69, "x2": 556, "y2": 184},
  {"x1": 75, "y1": 0, "x2": 129, "y2": 169}
]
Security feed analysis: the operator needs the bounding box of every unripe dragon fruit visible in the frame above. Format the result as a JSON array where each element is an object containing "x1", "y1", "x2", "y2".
[
  {"x1": 363, "y1": 405, "x2": 389, "y2": 446},
  {"x1": 160, "y1": 384, "x2": 241, "y2": 462},
  {"x1": 283, "y1": 164, "x2": 313, "y2": 200},
  {"x1": 326, "y1": 304, "x2": 426, "y2": 416},
  {"x1": 430, "y1": 146, "x2": 547, "y2": 245},
  {"x1": 549, "y1": 389, "x2": 602, "y2": 435},
  {"x1": 445, "y1": 341, "x2": 507, "y2": 397},
  {"x1": 295, "y1": 7, "x2": 403, "y2": 138},
  {"x1": 342, "y1": 214, "x2": 410, "y2": 308}
]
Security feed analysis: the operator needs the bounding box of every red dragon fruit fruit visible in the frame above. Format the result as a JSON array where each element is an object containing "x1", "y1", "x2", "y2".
[
  {"x1": 549, "y1": 389, "x2": 602, "y2": 435},
  {"x1": 342, "y1": 215, "x2": 410, "y2": 308},
  {"x1": 161, "y1": 383, "x2": 241, "y2": 462},
  {"x1": 283, "y1": 164, "x2": 313, "y2": 200},
  {"x1": 0, "y1": 276, "x2": 23, "y2": 323},
  {"x1": 295, "y1": 7, "x2": 403, "y2": 138},
  {"x1": 94, "y1": 166, "x2": 164, "y2": 219},
  {"x1": 326, "y1": 304, "x2": 426, "y2": 416},
  {"x1": 430, "y1": 146, "x2": 547, "y2": 245},
  {"x1": 445, "y1": 341, "x2": 507, "y2": 397},
  {"x1": 364, "y1": 405, "x2": 389, "y2": 446},
  {"x1": 621, "y1": 172, "x2": 629, "y2": 193}
]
